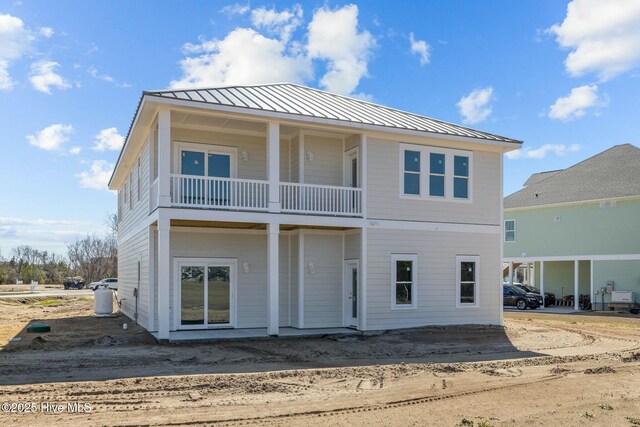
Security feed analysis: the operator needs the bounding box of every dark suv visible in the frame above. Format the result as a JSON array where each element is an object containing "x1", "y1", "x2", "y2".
[
  {"x1": 515, "y1": 284, "x2": 556, "y2": 306},
  {"x1": 63, "y1": 277, "x2": 85, "y2": 289},
  {"x1": 503, "y1": 285, "x2": 541, "y2": 310}
]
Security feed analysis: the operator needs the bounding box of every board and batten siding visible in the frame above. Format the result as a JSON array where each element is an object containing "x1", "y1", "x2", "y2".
[
  {"x1": 118, "y1": 227, "x2": 150, "y2": 329},
  {"x1": 366, "y1": 137, "x2": 501, "y2": 225},
  {"x1": 366, "y1": 228, "x2": 501, "y2": 330},
  {"x1": 303, "y1": 233, "x2": 344, "y2": 328}
]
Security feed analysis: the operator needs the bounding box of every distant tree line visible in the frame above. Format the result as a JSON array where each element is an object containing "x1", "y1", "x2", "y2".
[{"x1": 0, "y1": 214, "x2": 118, "y2": 285}]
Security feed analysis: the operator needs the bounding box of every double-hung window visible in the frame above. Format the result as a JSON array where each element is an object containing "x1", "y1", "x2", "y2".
[
  {"x1": 391, "y1": 254, "x2": 418, "y2": 309},
  {"x1": 403, "y1": 150, "x2": 421, "y2": 196},
  {"x1": 400, "y1": 144, "x2": 472, "y2": 201},
  {"x1": 456, "y1": 255, "x2": 479, "y2": 307},
  {"x1": 504, "y1": 219, "x2": 516, "y2": 242}
]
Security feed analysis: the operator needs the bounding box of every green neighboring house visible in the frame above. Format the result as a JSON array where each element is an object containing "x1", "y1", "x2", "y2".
[{"x1": 503, "y1": 144, "x2": 640, "y2": 310}]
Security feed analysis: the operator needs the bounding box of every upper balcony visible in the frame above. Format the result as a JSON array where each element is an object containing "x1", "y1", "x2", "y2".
[{"x1": 149, "y1": 109, "x2": 364, "y2": 218}]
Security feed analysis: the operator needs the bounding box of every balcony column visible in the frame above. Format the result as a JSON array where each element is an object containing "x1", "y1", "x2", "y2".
[
  {"x1": 267, "y1": 222, "x2": 280, "y2": 336},
  {"x1": 267, "y1": 122, "x2": 281, "y2": 213},
  {"x1": 157, "y1": 109, "x2": 171, "y2": 207},
  {"x1": 540, "y1": 261, "x2": 545, "y2": 307},
  {"x1": 574, "y1": 260, "x2": 579, "y2": 311},
  {"x1": 157, "y1": 215, "x2": 171, "y2": 340}
]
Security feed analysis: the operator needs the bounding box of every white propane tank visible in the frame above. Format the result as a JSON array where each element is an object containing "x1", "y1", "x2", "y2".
[{"x1": 94, "y1": 287, "x2": 114, "y2": 316}]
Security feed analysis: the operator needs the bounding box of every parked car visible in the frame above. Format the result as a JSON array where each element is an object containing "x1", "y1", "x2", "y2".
[
  {"x1": 503, "y1": 285, "x2": 542, "y2": 310},
  {"x1": 515, "y1": 284, "x2": 556, "y2": 306},
  {"x1": 63, "y1": 277, "x2": 85, "y2": 290},
  {"x1": 89, "y1": 278, "x2": 118, "y2": 291}
]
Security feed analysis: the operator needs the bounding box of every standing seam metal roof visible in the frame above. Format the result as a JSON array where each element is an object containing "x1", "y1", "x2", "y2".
[{"x1": 144, "y1": 83, "x2": 522, "y2": 144}]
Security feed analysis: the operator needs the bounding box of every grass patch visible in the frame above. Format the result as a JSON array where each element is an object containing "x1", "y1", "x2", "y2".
[
  {"x1": 598, "y1": 403, "x2": 613, "y2": 410},
  {"x1": 628, "y1": 417, "x2": 640, "y2": 425},
  {"x1": 35, "y1": 299, "x2": 65, "y2": 307}
]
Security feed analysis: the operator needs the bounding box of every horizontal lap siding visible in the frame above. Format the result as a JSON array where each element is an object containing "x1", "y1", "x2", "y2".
[
  {"x1": 345, "y1": 232, "x2": 360, "y2": 260},
  {"x1": 367, "y1": 137, "x2": 501, "y2": 225},
  {"x1": 304, "y1": 234, "x2": 343, "y2": 328},
  {"x1": 290, "y1": 136, "x2": 300, "y2": 182},
  {"x1": 366, "y1": 228, "x2": 501, "y2": 330},
  {"x1": 279, "y1": 235, "x2": 290, "y2": 326},
  {"x1": 170, "y1": 232, "x2": 269, "y2": 329},
  {"x1": 118, "y1": 228, "x2": 150, "y2": 329},
  {"x1": 290, "y1": 235, "x2": 300, "y2": 327},
  {"x1": 304, "y1": 135, "x2": 343, "y2": 186},
  {"x1": 119, "y1": 141, "x2": 150, "y2": 237}
]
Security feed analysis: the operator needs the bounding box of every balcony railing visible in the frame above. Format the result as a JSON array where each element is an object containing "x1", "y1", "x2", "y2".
[
  {"x1": 170, "y1": 174, "x2": 269, "y2": 211},
  {"x1": 280, "y1": 182, "x2": 362, "y2": 216},
  {"x1": 165, "y1": 175, "x2": 363, "y2": 217}
]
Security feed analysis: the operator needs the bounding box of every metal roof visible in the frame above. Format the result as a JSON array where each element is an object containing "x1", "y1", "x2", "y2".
[
  {"x1": 505, "y1": 144, "x2": 640, "y2": 209},
  {"x1": 144, "y1": 83, "x2": 522, "y2": 144}
]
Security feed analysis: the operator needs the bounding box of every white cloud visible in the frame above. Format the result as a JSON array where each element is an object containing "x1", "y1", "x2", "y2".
[
  {"x1": 506, "y1": 144, "x2": 581, "y2": 160},
  {"x1": 39, "y1": 26, "x2": 54, "y2": 38},
  {"x1": 69, "y1": 146, "x2": 81, "y2": 155},
  {"x1": 170, "y1": 28, "x2": 312, "y2": 89},
  {"x1": 548, "y1": 84, "x2": 603, "y2": 121},
  {"x1": 307, "y1": 4, "x2": 375, "y2": 95},
  {"x1": 26, "y1": 123, "x2": 74, "y2": 151},
  {"x1": 220, "y1": 3, "x2": 250, "y2": 16},
  {"x1": 409, "y1": 32, "x2": 430, "y2": 65},
  {"x1": 251, "y1": 4, "x2": 303, "y2": 43},
  {"x1": 87, "y1": 66, "x2": 131, "y2": 88},
  {"x1": 92, "y1": 127, "x2": 124, "y2": 151},
  {"x1": 0, "y1": 13, "x2": 35, "y2": 90},
  {"x1": 548, "y1": 0, "x2": 640, "y2": 80},
  {"x1": 457, "y1": 87, "x2": 494, "y2": 124},
  {"x1": 77, "y1": 160, "x2": 114, "y2": 191},
  {"x1": 29, "y1": 60, "x2": 71, "y2": 94},
  {"x1": 0, "y1": 217, "x2": 90, "y2": 227}
]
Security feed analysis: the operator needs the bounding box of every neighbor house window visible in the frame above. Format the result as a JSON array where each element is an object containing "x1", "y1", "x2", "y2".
[
  {"x1": 403, "y1": 150, "x2": 421, "y2": 195},
  {"x1": 399, "y1": 144, "x2": 472, "y2": 201},
  {"x1": 456, "y1": 255, "x2": 479, "y2": 307},
  {"x1": 504, "y1": 219, "x2": 516, "y2": 242},
  {"x1": 391, "y1": 254, "x2": 418, "y2": 309},
  {"x1": 453, "y1": 155, "x2": 469, "y2": 199}
]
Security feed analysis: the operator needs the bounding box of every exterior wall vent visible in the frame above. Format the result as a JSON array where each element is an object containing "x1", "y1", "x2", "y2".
[{"x1": 553, "y1": 216, "x2": 561, "y2": 222}]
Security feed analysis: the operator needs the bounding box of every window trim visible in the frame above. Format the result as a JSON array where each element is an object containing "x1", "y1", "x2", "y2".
[
  {"x1": 128, "y1": 172, "x2": 133, "y2": 210},
  {"x1": 398, "y1": 143, "x2": 473, "y2": 203},
  {"x1": 401, "y1": 149, "x2": 422, "y2": 197},
  {"x1": 391, "y1": 254, "x2": 418, "y2": 310},
  {"x1": 504, "y1": 219, "x2": 516, "y2": 242},
  {"x1": 456, "y1": 255, "x2": 480, "y2": 308},
  {"x1": 173, "y1": 141, "x2": 237, "y2": 178},
  {"x1": 137, "y1": 156, "x2": 142, "y2": 202}
]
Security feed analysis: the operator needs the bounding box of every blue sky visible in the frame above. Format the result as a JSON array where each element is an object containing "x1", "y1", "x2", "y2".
[{"x1": 1, "y1": 0, "x2": 639, "y2": 255}]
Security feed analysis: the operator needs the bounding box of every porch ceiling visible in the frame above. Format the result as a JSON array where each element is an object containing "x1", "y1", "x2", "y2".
[{"x1": 169, "y1": 219, "x2": 356, "y2": 231}]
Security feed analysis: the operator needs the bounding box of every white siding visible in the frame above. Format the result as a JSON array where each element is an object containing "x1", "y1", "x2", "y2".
[
  {"x1": 303, "y1": 233, "x2": 344, "y2": 328},
  {"x1": 366, "y1": 228, "x2": 501, "y2": 330},
  {"x1": 118, "y1": 227, "x2": 150, "y2": 329},
  {"x1": 304, "y1": 135, "x2": 343, "y2": 186},
  {"x1": 170, "y1": 231, "x2": 269, "y2": 329},
  {"x1": 367, "y1": 137, "x2": 501, "y2": 225},
  {"x1": 279, "y1": 234, "x2": 290, "y2": 326},
  {"x1": 345, "y1": 134, "x2": 360, "y2": 152},
  {"x1": 290, "y1": 136, "x2": 300, "y2": 182},
  {"x1": 118, "y1": 140, "x2": 150, "y2": 237},
  {"x1": 290, "y1": 234, "x2": 300, "y2": 327},
  {"x1": 344, "y1": 231, "x2": 360, "y2": 260}
]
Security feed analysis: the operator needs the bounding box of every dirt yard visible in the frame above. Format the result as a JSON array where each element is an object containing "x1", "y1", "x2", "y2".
[{"x1": 1, "y1": 297, "x2": 639, "y2": 426}]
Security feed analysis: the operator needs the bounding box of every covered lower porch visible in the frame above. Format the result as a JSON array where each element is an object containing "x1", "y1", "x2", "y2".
[{"x1": 151, "y1": 218, "x2": 364, "y2": 340}]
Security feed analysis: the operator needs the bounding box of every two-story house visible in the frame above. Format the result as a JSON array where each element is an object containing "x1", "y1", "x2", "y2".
[
  {"x1": 108, "y1": 83, "x2": 522, "y2": 341},
  {"x1": 503, "y1": 144, "x2": 640, "y2": 310}
]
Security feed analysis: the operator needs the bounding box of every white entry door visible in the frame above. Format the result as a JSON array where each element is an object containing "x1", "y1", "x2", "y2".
[
  {"x1": 344, "y1": 260, "x2": 359, "y2": 327},
  {"x1": 174, "y1": 258, "x2": 236, "y2": 329}
]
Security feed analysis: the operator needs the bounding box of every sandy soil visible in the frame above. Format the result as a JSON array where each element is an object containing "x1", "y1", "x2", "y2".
[{"x1": 1, "y1": 297, "x2": 639, "y2": 426}]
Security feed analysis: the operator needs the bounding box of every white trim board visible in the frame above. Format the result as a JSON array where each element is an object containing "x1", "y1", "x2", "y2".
[
  {"x1": 503, "y1": 254, "x2": 640, "y2": 262},
  {"x1": 368, "y1": 219, "x2": 500, "y2": 234}
]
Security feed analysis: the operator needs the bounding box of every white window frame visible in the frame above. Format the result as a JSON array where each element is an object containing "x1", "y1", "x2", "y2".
[
  {"x1": 456, "y1": 255, "x2": 480, "y2": 308},
  {"x1": 128, "y1": 172, "x2": 133, "y2": 210},
  {"x1": 391, "y1": 254, "x2": 418, "y2": 310},
  {"x1": 173, "y1": 141, "x2": 237, "y2": 178},
  {"x1": 398, "y1": 143, "x2": 473, "y2": 203},
  {"x1": 504, "y1": 219, "x2": 516, "y2": 242},
  {"x1": 137, "y1": 156, "x2": 142, "y2": 202}
]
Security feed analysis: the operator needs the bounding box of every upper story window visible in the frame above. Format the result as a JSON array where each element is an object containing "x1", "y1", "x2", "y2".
[
  {"x1": 400, "y1": 144, "x2": 472, "y2": 202},
  {"x1": 504, "y1": 219, "x2": 516, "y2": 242},
  {"x1": 403, "y1": 150, "x2": 421, "y2": 195}
]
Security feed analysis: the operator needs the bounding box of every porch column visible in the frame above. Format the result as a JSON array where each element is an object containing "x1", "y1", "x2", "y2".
[
  {"x1": 540, "y1": 261, "x2": 545, "y2": 307},
  {"x1": 590, "y1": 260, "x2": 594, "y2": 311},
  {"x1": 157, "y1": 109, "x2": 171, "y2": 207},
  {"x1": 157, "y1": 216, "x2": 170, "y2": 340},
  {"x1": 359, "y1": 227, "x2": 367, "y2": 331},
  {"x1": 508, "y1": 263, "x2": 513, "y2": 286},
  {"x1": 574, "y1": 260, "x2": 579, "y2": 311},
  {"x1": 267, "y1": 122, "x2": 281, "y2": 213},
  {"x1": 267, "y1": 222, "x2": 280, "y2": 336}
]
